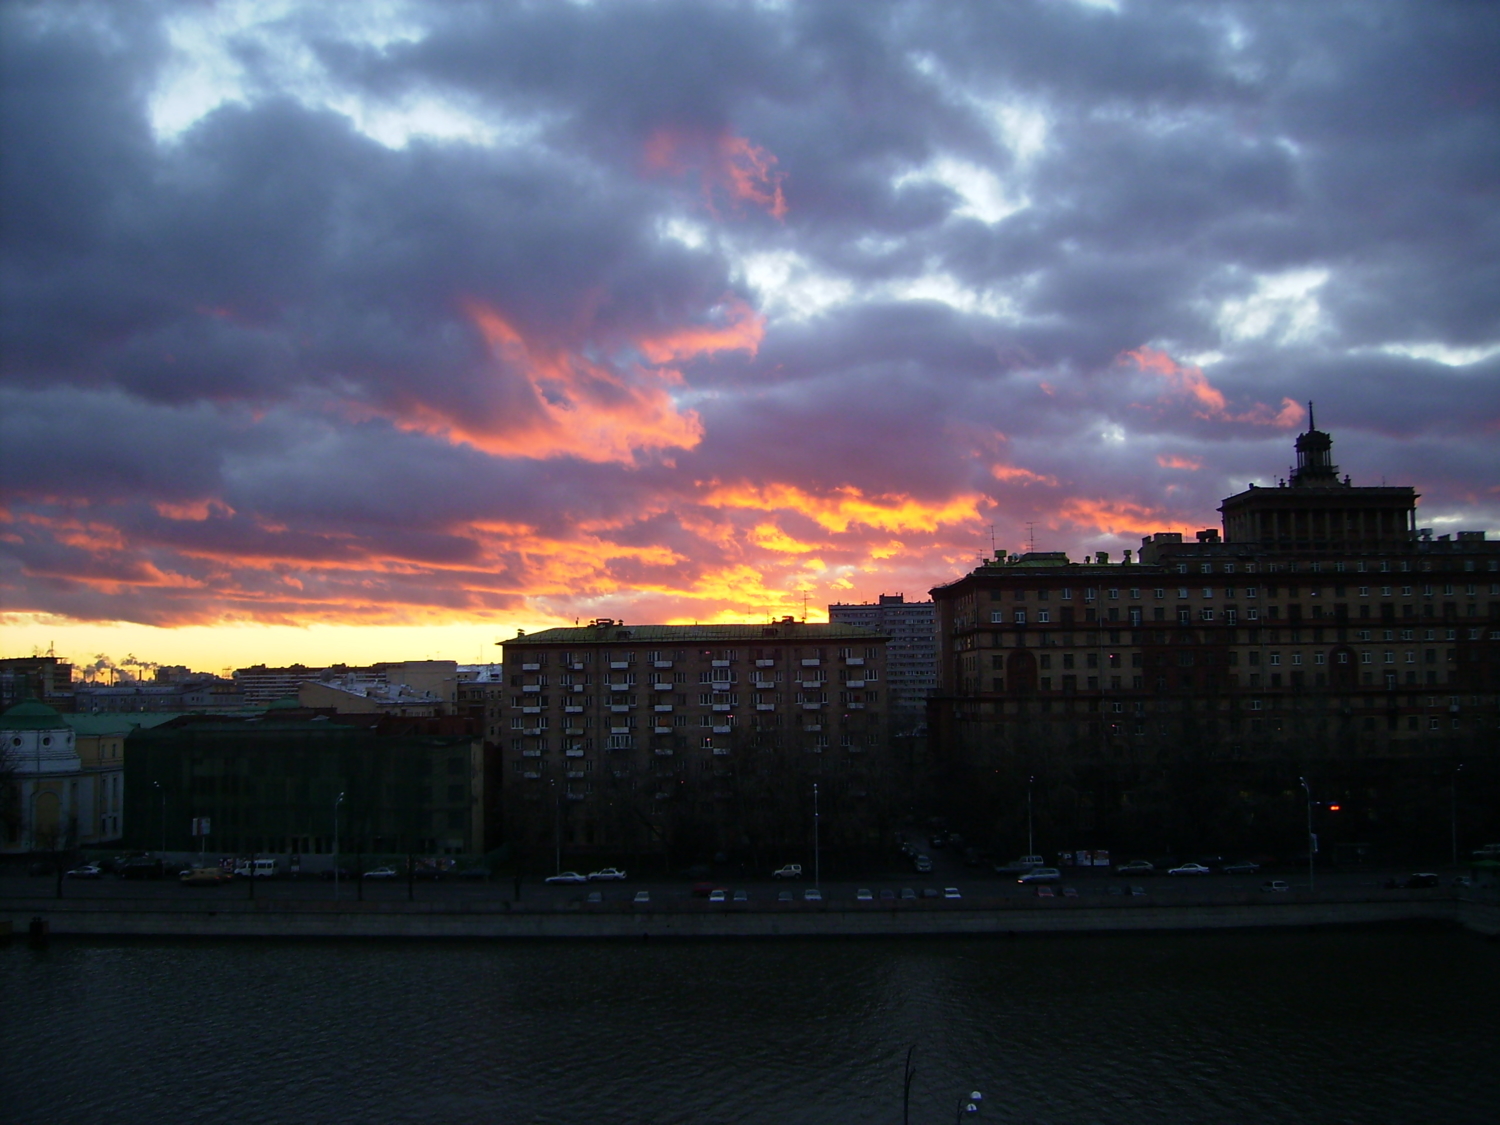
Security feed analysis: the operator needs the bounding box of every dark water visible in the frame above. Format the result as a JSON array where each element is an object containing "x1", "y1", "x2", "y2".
[{"x1": 2, "y1": 926, "x2": 1496, "y2": 1124}]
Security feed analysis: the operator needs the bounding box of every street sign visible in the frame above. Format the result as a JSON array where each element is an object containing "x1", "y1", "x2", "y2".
[{"x1": 192, "y1": 817, "x2": 211, "y2": 836}]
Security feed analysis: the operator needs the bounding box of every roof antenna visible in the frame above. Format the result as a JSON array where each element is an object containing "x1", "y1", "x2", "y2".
[
  {"x1": 1308, "y1": 400, "x2": 1315, "y2": 430},
  {"x1": 1026, "y1": 522, "x2": 1035, "y2": 554}
]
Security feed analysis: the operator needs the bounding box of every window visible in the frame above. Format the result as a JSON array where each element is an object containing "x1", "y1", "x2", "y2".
[{"x1": 1014, "y1": 610, "x2": 1027, "y2": 625}]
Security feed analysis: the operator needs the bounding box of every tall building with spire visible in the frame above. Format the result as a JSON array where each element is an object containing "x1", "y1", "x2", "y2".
[{"x1": 926, "y1": 417, "x2": 1499, "y2": 861}]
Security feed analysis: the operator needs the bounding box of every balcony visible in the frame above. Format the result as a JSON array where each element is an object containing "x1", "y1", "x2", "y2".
[
  {"x1": 523, "y1": 684, "x2": 541, "y2": 693},
  {"x1": 564, "y1": 726, "x2": 583, "y2": 735},
  {"x1": 800, "y1": 680, "x2": 824, "y2": 689},
  {"x1": 610, "y1": 725, "x2": 632, "y2": 734},
  {"x1": 564, "y1": 705, "x2": 583, "y2": 714},
  {"x1": 848, "y1": 702, "x2": 866, "y2": 710},
  {"x1": 654, "y1": 748, "x2": 674, "y2": 757},
  {"x1": 711, "y1": 682, "x2": 732, "y2": 693},
  {"x1": 653, "y1": 660, "x2": 672, "y2": 669},
  {"x1": 609, "y1": 682, "x2": 631, "y2": 692},
  {"x1": 654, "y1": 682, "x2": 672, "y2": 691},
  {"x1": 522, "y1": 706, "x2": 542, "y2": 714},
  {"x1": 845, "y1": 679, "x2": 865, "y2": 688},
  {"x1": 654, "y1": 725, "x2": 673, "y2": 734},
  {"x1": 755, "y1": 658, "x2": 775, "y2": 668},
  {"x1": 712, "y1": 659, "x2": 731, "y2": 667},
  {"x1": 612, "y1": 769, "x2": 630, "y2": 779},
  {"x1": 844, "y1": 656, "x2": 864, "y2": 666},
  {"x1": 610, "y1": 661, "x2": 631, "y2": 670},
  {"x1": 712, "y1": 747, "x2": 731, "y2": 756},
  {"x1": 803, "y1": 724, "x2": 822, "y2": 733},
  {"x1": 752, "y1": 679, "x2": 775, "y2": 690},
  {"x1": 756, "y1": 703, "x2": 776, "y2": 711},
  {"x1": 801, "y1": 658, "x2": 821, "y2": 667},
  {"x1": 522, "y1": 749, "x2": 542, "y2": 758},
  {"x1": 523, "y1": 770, "x2": 541, "y2": 779},
  {"x1": 566, "y1": 770, "x2": 584, "y2": 779},
  {"x1": 523, "y1": 726, "x2": 543, "y2": 736},
  {"x1": 713, "y1": 725, "x2": 732, "y2": 734},
  {"x1": 565, "y1": 748, "x2": 584, "y2": 758},
  {"x1": 610, "y1": 704, "x2": 631, "y2": 713},
  {"x1": 803, "y1": 702, "x2": 824, "y2": 710},
  {"x1": 712, "y1": 703, "x2": 732, "y2": 712},
  {"x1": 569, "y1": 684, "x2": 584, "y2": 693},
  {"x1": 568, "y1": 662, "x2": 585, "y2": 671},
  {"x1": 654, "y1": 703, "x2": 673, "y2": 713},
  {"x1": 566, "y1": 792, "x2": 587, "y2": 802},
  {"x1": 521, "y1": 663, "x2": 541, "y2": 672}
]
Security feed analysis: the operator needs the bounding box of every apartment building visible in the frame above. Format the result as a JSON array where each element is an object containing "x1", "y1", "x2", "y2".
[
  {"x1": 828, "y1": 594, "x2": 936, "y2": 728},
  {"x1": 496, "y1": 618, "x2": 890, "y2": 863}
]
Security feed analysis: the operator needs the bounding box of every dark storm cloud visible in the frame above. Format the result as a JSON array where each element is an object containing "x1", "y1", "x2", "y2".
[{"x1": 2, "y1": 0, "x2": 1497, "y2": 635}]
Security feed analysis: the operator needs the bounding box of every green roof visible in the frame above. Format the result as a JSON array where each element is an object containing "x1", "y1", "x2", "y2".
[
  {"x1": 0, "y1": 699, "x2": 68, "y2": 731},
  {"x1": 61, "y1": 712, "x2": 191, "y2": 736},
  {"x1": 504, "y1": 621, "x2": 888, "y2": 646}
]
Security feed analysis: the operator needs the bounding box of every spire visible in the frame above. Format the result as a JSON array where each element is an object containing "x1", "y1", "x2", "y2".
[{"x1": 1291, "y1": 406, "x2": 1340, "y2": 487}]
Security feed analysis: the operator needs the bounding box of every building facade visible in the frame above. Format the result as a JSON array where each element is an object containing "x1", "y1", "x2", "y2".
[
  {"x1": 1, "y1": 701, "x2": 124, "y2": 853},
  {"x1": 928, "y1": 424, "x2": 1500, "y2": 862},
  {"x1": 496, "y1": 619, "x2": 890, "y2": 867},
  {"x1": 123, "y1": 708, "x2": 485, "y2": 859},
  {"x1": 828, "y1": 594, "x2": 936, "y2": 728}
]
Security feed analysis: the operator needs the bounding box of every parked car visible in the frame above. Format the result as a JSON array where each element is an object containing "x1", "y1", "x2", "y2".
[
  {"x1": 900, "y1": 888, "x2": 917, "y2": 900},
  {"x1": 856, "y1": 888, "x2": 874, "y2": 901},
  {"x1": 365, "y1": 866, "x2": 400, "y2": 880},
  {"x1": 943, "y1": 887, "x2": 962, "y2": 899},
  {"x1": 65, "y1": 864, "x2": 103, "y2": 880},
  {"x1": 803, "y1": 888, "x2": 823, "y2": 902},
  {"x1": 921, "y1": 887, "x2": 940, "y2": 898},
  {"x1": 708, "y1": 888, "x2": 727, "y2": 903},
  {"x1": 1062, "y1": 886, "x2": 1079, "y2": 898},
  {"x1": 1036, "y1": 885, "x2": 1055, "y2": 898},
  {"x1": 588, "y1": 867, "x2": 627, "y2": 881},
  {"x1": 544, "y1": 871, "x2": 588, "y2": 885},
  {"x1": 1115, "y1": 860, "x2": 1155, "y2": 876},
  {"x1": 733, "y1": 889, "x2": 749, "y2": 902},
  {"x1": 913, "y1": 855, "x2": 933, "y2": 873},
  {"x1": 772, "y1": 864, "x2": 803, "y2": 879},
  {"x1": 1017, "y1": 867, "x2": 1061, "y2": 884},
  {"x1": 1221, "y1": 861, "x2": 1261, "y2": 875},
  {"x1": 586, "y1": 890, "x2": 603, "y2": 904},
  {"x1": 1404, "y1": 873, "x2": 1440, "y2": 889},
  {"x1": 1168, "y1": 863, "x2": 1213, "y2": 876},
  {"x1": 179, "y1": 867, "x2": 231, "y2": 886},
  {"x1": 1129, "y1": 885, "x2": 1147, "y2": 896},
  {"x1": 994, "y1": 855, "x2": 1045, "y2": 875},
  {"x1": 879, "y1": 889, "x2": 896, "y2": 902},
  {"x1": 1261, "y1": 880, "x2": 1290, "y2": 892},
  {"x1": 118, "y1": 859, "x2": 164, "y2": 880},
  {"x1": 633, "y1": 890, "x2": 651, "y2": 903}
]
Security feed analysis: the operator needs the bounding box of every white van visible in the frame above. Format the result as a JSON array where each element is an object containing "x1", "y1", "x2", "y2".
[{"x1": 233, "y1": 858, "x2": 279, "y2": 878}]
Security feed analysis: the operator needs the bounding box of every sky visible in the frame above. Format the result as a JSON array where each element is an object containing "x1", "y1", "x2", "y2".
[{"x1": 3, "y1": 0, "x2": 1498, "y2": 676}]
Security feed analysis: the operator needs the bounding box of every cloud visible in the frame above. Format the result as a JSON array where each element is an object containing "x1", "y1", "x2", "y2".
[{"x1": 2, "y1": 0, "x2": 1498, "y2": 664}]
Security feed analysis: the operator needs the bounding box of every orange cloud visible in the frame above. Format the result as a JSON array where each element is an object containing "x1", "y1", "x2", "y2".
[
  {"x1": 1121, "y1": 347, "x2": 1303, "y2": 427},
  {"x1": 636, "y1": 297, "x2": 764, "y2": 364},
  {"x1": 1057, "y1": 496, "x2": 1195, "y2": 538},
  {"x1": 433, "y1": 300, "x2": 704, "y2": 463},
  {"x1": 154, "y1": 499, "x2": 236, "y2": 521},
  {"x1": 644, "y1": 127, "x2": 788, "y2": 220},
  {"x1": 701, "y1": 481, "x2": 986, "y2": 534},
  {"x1": 1156, "y1": 454, "x2": 1202, "y2": 470},
  {"x1": 991, "y1": 464, "x2": 1059, "y2": 486}
]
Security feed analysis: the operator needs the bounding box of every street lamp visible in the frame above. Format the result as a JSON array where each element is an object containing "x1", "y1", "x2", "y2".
[
  {"x1": 1027, "y1": 775, "x2": 1035, "y2": 860},
  {"x1": 152, "y1": 780, "x2": 166, "y2": 854},
  {"x1": 1300, "y1": 777, "x2": 1315, "y2": 893},
  {"x1": 954, "y1": 1090, "x2": 983, "y2": 1123},
  {"x1": 1451, "y1": 763, "x2": 1463, "y2": 868},
  {"x1": 334, "y1": 791, "x2": 345, "y2": 900},
  {"x1": 813, "y1": 782, "x2": 821, "y2": 890}
]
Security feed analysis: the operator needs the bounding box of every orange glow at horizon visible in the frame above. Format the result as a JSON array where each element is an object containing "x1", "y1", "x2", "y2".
[{"x1": 701, "y1": 481, "x2": 987, "y2": 534}]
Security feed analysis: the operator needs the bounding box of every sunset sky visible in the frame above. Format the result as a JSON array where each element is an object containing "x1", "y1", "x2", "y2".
[{"x1": 3, "y1": 0, "x2": 1498, "y2": 676}]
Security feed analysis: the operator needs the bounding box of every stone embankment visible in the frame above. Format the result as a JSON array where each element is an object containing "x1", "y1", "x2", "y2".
[{"x1": 4, "y1": 891, "x2": 1497, "y2": 941}]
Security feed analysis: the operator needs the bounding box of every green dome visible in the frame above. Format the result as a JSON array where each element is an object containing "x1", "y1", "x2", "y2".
[{"x1": 0, "y1": 699, "x2": 68, "y2": 731}]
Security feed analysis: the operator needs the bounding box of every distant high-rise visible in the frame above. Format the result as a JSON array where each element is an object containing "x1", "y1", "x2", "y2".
[{"x1": 828, "y1": 594, "x2": 936, "y2": 727}]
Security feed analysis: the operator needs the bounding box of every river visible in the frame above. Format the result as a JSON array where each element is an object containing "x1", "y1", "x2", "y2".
[{"x1": 3, "y1": 925, "x2": 1494, "y2": 1123}]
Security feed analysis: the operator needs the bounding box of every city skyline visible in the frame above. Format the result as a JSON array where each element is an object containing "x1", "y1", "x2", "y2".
[{"x1": 4, "y1": 1, "x2": 1498, "y2": 672}]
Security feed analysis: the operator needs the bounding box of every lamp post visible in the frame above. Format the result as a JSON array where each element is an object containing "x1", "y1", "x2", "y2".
[
  {"x1": 334, "y1": 791, "x2": 345, "y2": 900},
  {"x1": 813, "y1": 782, "x2": 821, "y2": 890},
  {"x1": 954, "y1": 1090, "x2": 984, "y2": 1123},
  {"x1": 551, "y1": 778, "x2": 561, "y2": 877},
  {"x1": 1451, "y1": 763, "x2": 1463, "y2": 868},
  {"x1": 152, "y1": 780, "x2": 166, "y2": 854},
  {"x1": 1027, "y1": 775, "x2": 1035, "y2": 859},
  {"x1": 1300, "y1": 777, "x2": 1315, "y2": 893}
]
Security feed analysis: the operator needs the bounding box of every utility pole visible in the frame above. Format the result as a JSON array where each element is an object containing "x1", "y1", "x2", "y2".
[
  {"x1": 1027, "y1": 775, "x2": 1035, "y2": 859},
  {"x1": 813, "y1": 782, "x2": 821, "y2": 890},
  {"x1": 334, "y1": 791, "x2": 344, "y2": 900},
  {"x1": 1300, "y1": 777, "x2": 1315, "y2": 893}
]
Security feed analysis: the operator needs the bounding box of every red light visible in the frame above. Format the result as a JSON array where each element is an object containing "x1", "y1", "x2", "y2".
[{"x1": 1328, "y1": 804, "x2": 1341, "y2": 811}]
